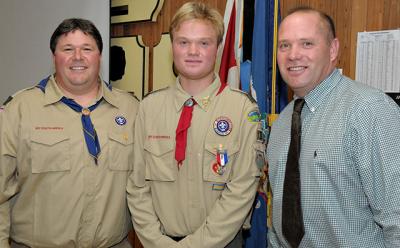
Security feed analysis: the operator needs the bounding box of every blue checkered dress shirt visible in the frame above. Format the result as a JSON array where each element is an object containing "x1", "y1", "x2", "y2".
[{"x1": 267, "y1": 69, "x2": 400, "y2": 247}]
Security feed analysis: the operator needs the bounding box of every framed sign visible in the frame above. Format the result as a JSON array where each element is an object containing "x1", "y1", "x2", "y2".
[{"x1": 111, "y1": 0, "x2": 164, "y2": 23}]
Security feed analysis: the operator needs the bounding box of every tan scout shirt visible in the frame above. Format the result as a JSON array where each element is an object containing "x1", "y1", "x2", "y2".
[
  {"x1": 0, "y1": 76, "x2": 139, "y2": 248},
  {"x1": 127, "y1": 76, "x2": 261, "y2": 248}
]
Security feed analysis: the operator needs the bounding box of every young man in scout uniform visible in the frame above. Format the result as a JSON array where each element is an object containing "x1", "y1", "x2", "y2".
[{"x1": 127, "y1": 2, "x2": 262, "y2": 248}]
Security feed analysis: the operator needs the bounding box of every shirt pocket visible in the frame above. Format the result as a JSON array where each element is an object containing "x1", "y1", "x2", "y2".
[
  {"x1": 30, "y1": 132, "x2": 71, "y2": 173},
  {"x1": 144, "y1": 140, "x2": 176, "y2": 181},
  {"x1": 203, "y1": 142, "x2": 240, "y2": 183},
  {"x1": 108, "y1": 131, "x2": 134, "y2": 171}
]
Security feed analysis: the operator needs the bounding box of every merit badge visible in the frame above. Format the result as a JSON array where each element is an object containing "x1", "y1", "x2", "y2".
[
  {"x1": 115, "y1": 116, "x2": 127, "y2": 126},
  {"x1": 213, "y1": 116, "x2": 232, "y2": 136}
]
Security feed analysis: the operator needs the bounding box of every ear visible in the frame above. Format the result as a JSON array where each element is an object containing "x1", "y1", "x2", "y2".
[{"x1": 329, "y1": 38, "x2": 339, "y2": 62}]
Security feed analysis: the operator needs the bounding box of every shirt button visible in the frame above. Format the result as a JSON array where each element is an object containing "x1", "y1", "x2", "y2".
[{"x1": 310, "y1": 107, "x2": 315, "y2": 112}]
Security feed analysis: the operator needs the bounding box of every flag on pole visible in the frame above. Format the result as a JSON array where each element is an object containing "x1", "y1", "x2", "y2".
[
  {"x1": 244, "y1": 0, "x2": 287, "y2": 247},
  {"x1": 219, "y1": 0, "x2": 240, "y2": 88}
]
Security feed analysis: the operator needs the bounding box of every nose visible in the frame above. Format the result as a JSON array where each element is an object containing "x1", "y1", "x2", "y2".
[
  {"x1": 73, "y1": 48, "x2": 82, "y2": 60},
  {"x1": 188, "y1": 43, "x2": 199, "y2": 55},
  {"x1": 288, "y1": 45, "x2": 301, "y2": 60}
]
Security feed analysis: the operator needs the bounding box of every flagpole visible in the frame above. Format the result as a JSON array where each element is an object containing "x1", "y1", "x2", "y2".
[{"x1": 268, "y1": 0, "x2": 280, "y2": 126}]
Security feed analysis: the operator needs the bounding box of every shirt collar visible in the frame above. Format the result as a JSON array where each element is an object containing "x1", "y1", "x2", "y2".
[
  {"x1": 42, "y1": 75, "x2": 118, "y2": 108},
  {"x1": 173, "y1": 74, "x2": 222, "y2": 112},
  {"x1": 303, "y1": 69, "x2": 342, "y2": 113}
]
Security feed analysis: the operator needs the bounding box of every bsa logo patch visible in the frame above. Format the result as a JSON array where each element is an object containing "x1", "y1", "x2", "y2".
[
  {"x1": 213, "y1": 116, "x2": 232, "y2": 136},
  {"x1": 115, "y1": 116, "x2": 127, "y2": 126}
]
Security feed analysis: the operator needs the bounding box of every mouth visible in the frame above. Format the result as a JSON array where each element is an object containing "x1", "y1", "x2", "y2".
[
  {"x1": 288, "y1": 66, "x2": 307, "y2": 72},
  {"x1": 70, "y1": 66, "x2": 88, "y2": 71},
  {"x1": 185, "y1": 59, "x2": 202, "y2": 64}
]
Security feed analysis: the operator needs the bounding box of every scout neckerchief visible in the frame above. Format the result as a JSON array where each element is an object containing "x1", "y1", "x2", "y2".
[
  {"x1": 36, "y1": 76, "x2": 111, "y2": 165},
  {"x1": 175, "y1": 82, "x2": 227, "y2": 169}
]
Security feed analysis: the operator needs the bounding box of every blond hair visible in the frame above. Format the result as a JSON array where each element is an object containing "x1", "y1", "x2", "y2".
[{"x1": 169, "y1": 2, "x2": 224, "y2": 44}]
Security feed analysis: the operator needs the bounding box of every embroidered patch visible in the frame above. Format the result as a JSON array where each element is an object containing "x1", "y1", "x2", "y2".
[
  {"x1": 213, "y1": 116, "x2": 232, "y2": 136},
  {"x1": 212, "y1": 183, "x2": 226, "y2": 191},
  {"x1": 115, "y1": 116, "x2": 127, "y2": 125},
  {"x1": 247, "y1": 110, "x2": 261, "y2": 122}
]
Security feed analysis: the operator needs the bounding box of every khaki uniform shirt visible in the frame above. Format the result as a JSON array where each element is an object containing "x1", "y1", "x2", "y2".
[
  {"x1": 127, "y1": 76, "x2": 261, "y2": 248},
  {"x1": 0, "y1": 76, "x2": 139, "y2": 248}
]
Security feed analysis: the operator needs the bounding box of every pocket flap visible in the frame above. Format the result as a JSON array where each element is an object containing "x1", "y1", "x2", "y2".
[
  {"x1": 31, "y1": 131, "x2": 69, "y2": 146},
  {"x1": 144, "y1": 140, "x2": 174, "y2": 157},
  {"x1": 205, "y1": 142, "x2": 240, "y2": 156},
  {"x1": 109, "y1": 131, "x2": 134, "y2": 145}
]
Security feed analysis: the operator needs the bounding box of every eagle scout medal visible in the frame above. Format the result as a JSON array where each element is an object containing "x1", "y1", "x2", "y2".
[
  {"x1": 212, "y1": 144, "x2": 228, "y2": 175},
  {"x1": 115, "y1": 116, "x2": 127, "y2": 125},
  {"x1": 213, "y1": 116, "x2": 232, "y2": 136}
]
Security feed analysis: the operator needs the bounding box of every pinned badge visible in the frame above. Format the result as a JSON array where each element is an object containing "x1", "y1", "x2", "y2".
[
  {"x1": 115, "y1": 116, "x2": 127, "y2": 125},
  {"x1": 213, "y1": 116, "x2": 232, "y2": 136},
  {"x1": 212, "y1": 162, "x2": 225, "y2": 175},
  {"x1": 216, "y1": 145, "x2": 228, "y2": 166},
  {"x1": 212, "y1": 144, "x2": 229, "y2": 175},
  {"x1": 201, "y1": 96, "x2": 210, "y2": 108}
]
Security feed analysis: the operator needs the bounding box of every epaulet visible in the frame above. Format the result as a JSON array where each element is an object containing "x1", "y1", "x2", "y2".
[
  {"x1": 143, "y1": 86, "x2": 169, "y2": 99},
  {"x1": 230, "y1": 88, "x2": 257, "y2": 103},
  {"x1": 2, "y1": 86, "x2": 36, "y2": 106}
]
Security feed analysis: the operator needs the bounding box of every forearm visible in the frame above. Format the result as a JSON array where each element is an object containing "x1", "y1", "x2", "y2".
[
  {"x1": 127, "y1": 180, "x2": 177, "y2": 247},
  {"x1": 0, "y1": 202, "x2": 11, "y2": 248},
  {"x1": 180, "y1": 175, "x2": 259, "y2": 248}
]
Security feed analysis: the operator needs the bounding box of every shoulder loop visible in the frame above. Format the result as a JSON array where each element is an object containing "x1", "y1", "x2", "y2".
[
  {"x1": 143, "y1": 86, "x2": 169, "y2": 99},
  {"x1": 230, "y1": 88, "x2": 257, "y2": 103},
  {"x1": 103, "y1": 80, "x2": 112, "y2": 90},
  {"x1": 36, "y1": 76, "x2": 51, "y2": 93},
  {"x1": 3, "y1": 79, "x2": 44, "y2": 106},
  {"x1": 2, "y1": 95, "x2": 13, "y2": 106}
]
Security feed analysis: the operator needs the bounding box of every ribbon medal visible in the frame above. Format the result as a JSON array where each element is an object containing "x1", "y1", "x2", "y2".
[{"x1": 212, "y1": 144, "x2": 228, "y2": 175}]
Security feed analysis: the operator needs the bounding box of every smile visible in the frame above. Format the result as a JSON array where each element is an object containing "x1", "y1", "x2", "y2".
[
  {"x1": 288, "y1": 66, "x2": 307, "y2": 71},
  {"x1": 70, "y1": 66, "x2": 87, "y2": 70}
]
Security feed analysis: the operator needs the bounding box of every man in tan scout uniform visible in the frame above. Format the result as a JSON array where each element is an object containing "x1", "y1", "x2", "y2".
[
  {"x1": 0, "y1": 18, "x2": 138, "y2": 247},
  {"x1": 127, "y1": 2, "x2": 261, "y2": 248}
]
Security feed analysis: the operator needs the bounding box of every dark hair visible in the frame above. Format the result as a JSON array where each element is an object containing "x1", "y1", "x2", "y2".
[
  {"x1": 287, "y1": 6, "x2": 336, "y2": 41},
  {"x1": 50, "y1": 18, "x2": 103, "y2": 54}
]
